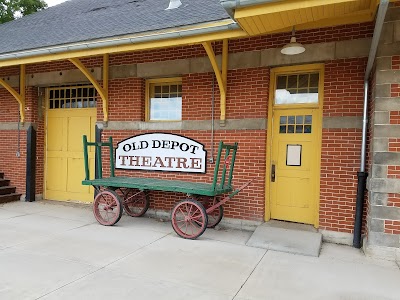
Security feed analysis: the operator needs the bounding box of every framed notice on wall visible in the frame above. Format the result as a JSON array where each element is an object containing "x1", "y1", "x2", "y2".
[{"x1": 286, "y1": 144, "x2": 302, "y2": 166}]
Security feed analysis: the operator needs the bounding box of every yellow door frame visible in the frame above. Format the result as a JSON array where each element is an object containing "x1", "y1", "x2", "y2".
[{"x1": 265, "y1": 63, "x2": 324, "y2": 227}]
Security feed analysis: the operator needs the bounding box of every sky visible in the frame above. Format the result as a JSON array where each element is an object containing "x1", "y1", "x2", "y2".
[{"x1": 46, "y1": 0, "x2": 69, "y2": 7}]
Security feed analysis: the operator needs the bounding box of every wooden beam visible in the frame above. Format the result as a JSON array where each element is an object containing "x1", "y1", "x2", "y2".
[
  {"x1": 202, "y1": 40, "x2": 229, "y2": 126},
  {"x1": 0, "y1": 64, "x2": 25, "y2": 123},
  {"x1": 68, "y1": 57, "x2": 109, "y2": 122}
]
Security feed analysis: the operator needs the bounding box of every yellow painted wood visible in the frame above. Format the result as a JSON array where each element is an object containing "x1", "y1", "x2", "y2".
[
  {"x1": 237, "y1": 18, "x2": 255, "y2": 35},
  {"x1": 202, "y1": 40, "x2": 228, "y2": 124},
  {"x1": 69, "y1": 57, "x2": 109, "y2": 122},
  {"x1": 235, "y1": 0, "x2": 376, "y2": 35},
  {"x1": 265, "y1": 64, "x2": 324, "y2": 227},
  {"x1": 0, "y1": 64, "x2": 26, "y2": 122},
  {"x1": 235, "y1": 0, "x2": 358, "y2": 18},
  {"x1": 0, "y1": 25, "x2": 246, "y2": 68},
  {"x1": 103, "y1": 54, "x2": 109, "y2": 122},
  {"x1": 265, "y1": 9, "x2": 373, "y2": 34},
  {"x1": 270, "y1": 108, "x2": 319, "y2": 225},
  {"x1": 20, "y1": 64, "x2": 25, "y2": 110},
  {"x1": 222, "y1": 39, "x2": 228, "y2": 89},
  {"x1": 253, "y1": 16, "x2": 267, "y2": 33},
  {"x1": 45, "y1": 92, "x2": 96, "y2": 202}
]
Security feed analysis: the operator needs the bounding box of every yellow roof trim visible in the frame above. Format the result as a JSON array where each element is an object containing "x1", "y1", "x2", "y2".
[
  {"x1": 235, "y1": 0, "x2": 358, "y2": 19},
  {"x1": 233, "y1": 0, "x2": 377, "y2": 35},
  {"x1": 255, "y1": 8, "x2": 375, "y2": 34},
  {"x1": 0, "y1": 20, "x2": 247, "y2": 68}
]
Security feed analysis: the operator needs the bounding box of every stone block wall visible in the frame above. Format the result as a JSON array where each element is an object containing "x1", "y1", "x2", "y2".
[{"x1": 366, "y1": 3, "x2": 400, "y2": 261}]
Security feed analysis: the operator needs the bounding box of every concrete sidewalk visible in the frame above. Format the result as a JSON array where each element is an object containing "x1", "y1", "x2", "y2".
[{"x1": 0, "y1": 201, "x2": 399, "y2": 300}]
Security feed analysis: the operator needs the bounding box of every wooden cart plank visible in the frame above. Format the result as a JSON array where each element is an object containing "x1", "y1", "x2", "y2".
[{"x1": 82, "y1": 176, "x2": 232, "y2": 197}]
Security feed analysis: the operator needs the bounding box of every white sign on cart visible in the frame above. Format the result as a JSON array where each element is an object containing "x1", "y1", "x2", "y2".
[{"x1": 115, "y1": 133, "x2": 207, "y2": 173}]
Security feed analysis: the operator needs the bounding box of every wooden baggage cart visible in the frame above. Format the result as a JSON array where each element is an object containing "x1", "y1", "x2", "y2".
[{"x1": 82, "y1": 136, "x2": 251, "y2": 239}]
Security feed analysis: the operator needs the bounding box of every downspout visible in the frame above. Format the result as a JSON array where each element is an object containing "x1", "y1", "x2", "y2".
[{"x1": 353, "y1": 0, "x2": 389, "y2": 249}]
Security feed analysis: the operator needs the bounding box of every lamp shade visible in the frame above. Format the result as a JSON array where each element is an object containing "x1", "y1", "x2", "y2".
[{"x1": 280, "y1": 36, "x2": 305, "y2": 55}]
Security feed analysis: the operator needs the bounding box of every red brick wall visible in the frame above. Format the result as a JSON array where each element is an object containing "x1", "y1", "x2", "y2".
[
  {"x1": 319, "y1": 57, "x2": 367, "y2": 233},
  {"x1": 101, "y1": 130, "x2": 266, "y2": 221},
  {"x1": 182, "y1": 68, "x2": 269, "y2": 121},
  {"x1": 388, "y1": 138, "x2": 400, "y2": 152},
  {"x1": 323, "y1": 58, "x2": 367, "y2": 117},
  {"x1": 0, "y1": 131, "x2": 26, "y2": 192},
  {"x1": 0, "y1": 88, "x2": 26, "y2": 194},
  {"x1": 182, "y1": 73, "x2": 218, "y2": 121},
  {"x1": 384, "y1": 220, "x2": 400, "y2": 235},
  {"x1": 390, "y1": 84, "x2": 400, "y2": 97},
  {"x1": 0, "y1": 86, "x2": 44, "y2": 197},
  {"x1": 0, "y1": 66, "x2": 19, "y2": 77},
  {"x1": 392, "y1": 55, "x2": 400, "y2": 69},
  {"x1": 388, "y1": 166, "x2": 400, "y2": 179},
  {"x1": 0, "y1": 23, "x2": 371, "y2": 230},
  {"x1": 226, "y1": 68, "x2": 269, "y2": 119},
  {"x1": 106, "y1": 78, "x2": 145, "y2": 121},
  {"x1": 389, "y1": 111, "x2": 400, "y2": 124},
  {"x1": 96, "y1": 67, "x2": 269, "y2": 221},
  {"x1": 0, "y1": 60, "x2": 366, "y2": 227},
  {"x1": 95, "y1": 58, "x2": 365, "y2": 226},
  {"x1": 0, "y1": 89, "x2": 20, "y2": 121},
  {"x1": 388, "y1": 193, "x2": 400, "y2": 207},
  {"x1": 319, "y1": 129, "x2": 362, "y2": 233}
]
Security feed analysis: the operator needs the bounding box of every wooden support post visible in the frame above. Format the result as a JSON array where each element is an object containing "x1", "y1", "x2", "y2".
[
  {"x1": 202, "y1": 39, "x2": 229, "y2": 127},
  {"x1": 103, "y1": 54, "x2": 109, "y2": 123},
  {"x1": 0, "y1": 64, "x2": 26, "y2": 123},
  {"x1": 69, "y1": 57, "x2": 109, "y2": 122}
]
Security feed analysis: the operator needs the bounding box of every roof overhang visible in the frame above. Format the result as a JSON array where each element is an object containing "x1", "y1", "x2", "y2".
[
  {"x1": 0, "y1": 19, "x2": 246, "y2": 68},
  {"x1": 222, "y1": 0, "x2": 381, "y2": 35}
]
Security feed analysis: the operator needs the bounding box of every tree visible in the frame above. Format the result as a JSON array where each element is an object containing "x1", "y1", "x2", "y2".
[{"x1": 0, "y1": 0, "x2": 47, "y2": 24}]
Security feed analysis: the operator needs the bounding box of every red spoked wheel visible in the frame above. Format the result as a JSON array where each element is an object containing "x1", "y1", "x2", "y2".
[
  {"x1": 171, "y1": 199, "x2": 208, "y2": 239},
  {"x1": 93, "y1": 189, "x2": 123, "y2": 226},
  {"x1": 121, "y1": 188, "x2": 150, "y2": 217},
  {"x1": 198, "y1": 196, "x2": 224, "y2": 228}
]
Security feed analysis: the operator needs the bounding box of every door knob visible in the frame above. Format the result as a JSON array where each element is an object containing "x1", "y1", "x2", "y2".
[{"x1": 271, "y1": 164, "x2": 276, "y2": 182}]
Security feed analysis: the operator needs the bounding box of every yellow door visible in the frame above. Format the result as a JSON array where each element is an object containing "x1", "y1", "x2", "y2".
[
  {"x1": 270, "y1": 109, "x2": 319, "y2": 224},
  {"x1": 45, "y1": 86, "x2": 96, "y2": 202},
  {"x1": 267, "y1": 64, "x2": 323, "y2": 226}
]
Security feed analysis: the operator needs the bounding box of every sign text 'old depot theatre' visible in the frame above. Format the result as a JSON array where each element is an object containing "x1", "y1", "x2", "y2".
[{"x1": 115, "y1": 133, "x2": 207, "y2": 173}]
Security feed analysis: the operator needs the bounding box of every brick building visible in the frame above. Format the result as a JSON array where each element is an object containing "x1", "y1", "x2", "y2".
[{"x1": 0, "y1": 0, "x2": 399, "y2": 260}]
